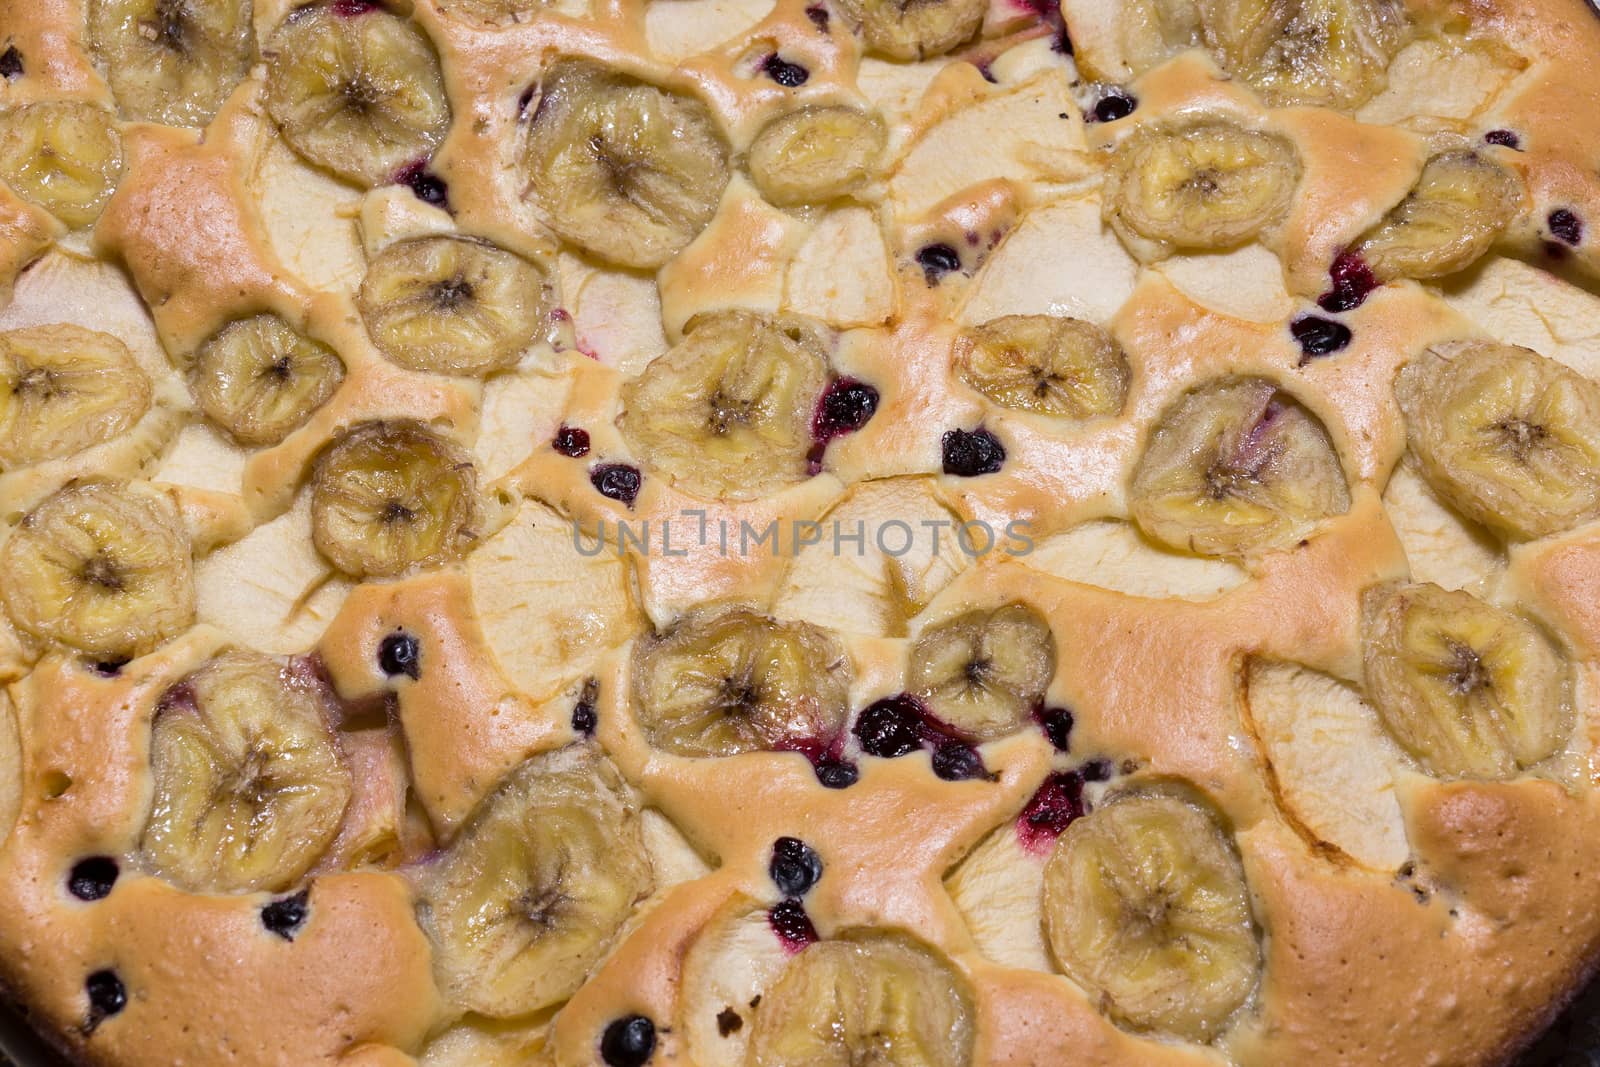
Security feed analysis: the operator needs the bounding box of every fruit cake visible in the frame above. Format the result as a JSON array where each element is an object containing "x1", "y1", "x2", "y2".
[{"x1": 0, "y1": 0, "x2": 1599, "y2": 1063}]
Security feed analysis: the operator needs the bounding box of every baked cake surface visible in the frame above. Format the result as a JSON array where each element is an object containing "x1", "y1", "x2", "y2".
[{"x1": 2, "y1": 0, "x2": 1600, "y2": 1063}]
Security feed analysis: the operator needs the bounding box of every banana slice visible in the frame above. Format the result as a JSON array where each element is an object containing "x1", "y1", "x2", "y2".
[
  {"x1": 0, "y1": 479, "x2": 195, "y2": 660},
  {"x1": 1396, "y1": 342, "x2": 1600, "y2": 541},
  {"x1": 1197, "y1": 0, "x2": 1408, "y2": 110},
  {"x1": 746, "y1": 931, "x2": 976, "y2": 1067},
  {"x1": 747, "y1": 106, "x2": 886, "y2": 208},
  {"x1": 631, "y1": 604, "x2": 853, "y2": 758},
  {"x1": 0, "y1": 101, "x2": 124, "y2": 229},
  {"x1": 520, "y1": 59, "x2": 730, "y2": 269},
  {"x1": 833, "y1": 0, "x2": 986, "y2": 60},
  {"x1": 141, "y1": 648, "x2": 352, "y2": 894},
  {"x1": 264, "y1": 6, "x2": 451, "y2": 188},
  {"x1": 618, "y1": 310, "x2": 829, "y2": 501},
  {"x1": 1352, "y1": 150, "x2": 1521, "y2": 282},
  {"x1": 1361, "y1": 582, "x2": 1572, "y2": 779},
  {"x1": 87, "y1": 0, "x2": 255, "y2": 127},
  {"x1": 309, "y1": 421, "x2": 479, "y2": 578},
  {"x1": 417, "y1": 747, "x2": 651, "y2": 1018},
  {"x1": 0, "y1": 324, "x2": 152, "y2": 469},
  {"x1": 1066, "y1": 0, "x2": 1203, "y2": 82},
  {"x1": 358, "y1": 235, "x2": 551, "y2": 376},
  {"x1": 191, "y1": 314, "x2": 345, "y2": 445},
  {"x1": 955, "y1": 314, "x2": 1130, "y2": 419},
  {"x1": 909, "y1": 603, "x2": 1056, "y2": 740},
  {"x1": 1129, "y1": 377, "x2": 1350, "y2": 558},
  {"x1": 1042, "y1": 790, "x2": 1259, "y2": 1041},
  {"x1": 1103, "y1": 120, "x2": 1301, "y2": 255}
]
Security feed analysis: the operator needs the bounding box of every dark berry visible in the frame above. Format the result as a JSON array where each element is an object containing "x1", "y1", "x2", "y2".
[
  {"x1": 378, "y1": 632, "x2": 420, "y2": 680},
  {"x1": 941, "y1": 427, "x2": 1006, "y2": 477},
  {"x1": 1483, "y1": 129, "x2": 1521, "y2": 150},
  {"x1": 813, "y1": 378, "x2": 879, "y2": 443},
  {"x1": 600, "y1": 1014, "x2": 656, "y2": 1067},
  {"x1": 769, "y1": 836, "x2": 823, "y2": 896},
  {"x1": 764, "y1": 54, "x2": 809, "y2": 87},
  {"x1": 1290, "y1": 316, "x2": 1353, "y2": 364},
  {"x1": 768, "y1": 897, "x2": 819, "y2": 950},
  {"x1": 0, "y1": 46, "x2": 22, "y2": 80},
  {"x1": 68, "y1": 858, "x2": 119, "y2": 902},
  {"x1": 84, "y1": 970, "x2": 126, "y2": 1031},
  {"x1": 853, "y1": 695, "x2": 925, "y2": 758},
  {"x1": 717, "y1": 1008, "x2": 744, "y2": 1035},
  {"x1": 814, "y1": 758, "x2": 859, "y2": 789},
  {"x1": 1036, "y1": 706, "x2": 1074, "y2": 752},
  {"x1": 931, "y1": 741, "x2": 987, "y2": 781},
  {"x1": 1091, "y1": 91, "x2": 1136, "y2": 123},
  {"x1": 1080, "y1": 757, "x2": 1114, "y2": 782},
  {"x1": 571, "y1": 678, "x2": 599, "y2": 735},
  {"x1": 331, "y1": 0, "x2": 378, "y2": 14},
  {"x1": 591, "y1": 464, "x2": 642, "y2": 508},
  {"x1": 805, "y1": 3, "x2": 829, "y2": 28},
  {"x1": 1549, "y1": 208, "x2": 1585, "y2": 247},
  {"x1": 393, "y1": 160, "x2": 449, "y2": 209},
  {"x1": 261, "y1": 889, "x2": 310, "y2": 941},
  {"x1": 916, "y1": 243, "x2": 963, "y2": 285},
  {"x1": 1015, "y1": 771, "x2": 1087, "y2": 853},
  {"x1": 91, "y1": 659, "x2": 128, "y2": 677},
  {"x1": 1317, "y1": 250, "x2": 1379, "y2": 313},
  {"x1": 552, "y1": 425, "x2": 591, "y2": 457}
]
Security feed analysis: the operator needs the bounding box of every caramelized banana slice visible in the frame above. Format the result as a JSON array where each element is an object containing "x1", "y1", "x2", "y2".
[
  {"x1": 1197, "y1": 0, "x2": 1408, "y2": 110},
  {"x1": 191, "y1": 315, "x2": 344, "y2": 445},
  {"x1": 0, "y1": 480, "x2": 195, "y2": 660},
  {"x1": 748, "y1": 106, "x2": 886, "y2": 207},
  {"x1": 1362, "y1": 582, "x2": 1572, "y2": 779},
  {"x1": 1103, "y1": 120, "x2": 1301, "y2": 254},
  {"x1": 142, "y1": 649, "x2": 351, "y2": 893},
  {"x1": 955, "y1": 314, "x2": 1130, "y2": 419},
  {"x1": 1352, "y1": 150, "x2": 1522, "y2": 282},
  {"x1": 631, "y1": 604, "x2": 853, "y2": 758},
  {"x1": 358, "y1": 236, "x2": 551, "y2": 376},
  {"x1": 747, "y1": 931, "x2": 975, "y2": 1066},
  {"x1": 417, "y1": 747, "x2": 651, "y2": 1017},
  {"x1": 1129, "y1": 377, "x2": 1349, "y2": 557},
  {"x1": 1067, "y1": 0, "x2": 1203, "y2": 82},
  {"x1": 834, "y1": 0, "x2": 986, "y2": 60},
  {"x1": 520, "y1": 59, "x2": 729, "y2": 269},
  {"x1": 264, "y1": 6, "x2": 451, "y2": 188},
  {"x1": 0, "y1": 325, "x2": 152, "y2": 468},
  {"x1": 1397, "y1": 342, "x2": 1600, "y2": 541},
  {"x1": 909, "y1": 603, "x2": 1056, "y2": 739},
  {"x1": 88, "y1": 0, "x2": 255, "y2": 126},
  {"x1": 310, "y1": 421, "x2": 478, "y2": 578},
  {"x1": 0, "y1": 102, "x2": 124, "y2": 228},
  {"x1": 619, "y1": 310, "x2": 829, "y2": 501},
  {"x1": 1043, "y1": 791, "x2": 1259, "y2": 1041}
]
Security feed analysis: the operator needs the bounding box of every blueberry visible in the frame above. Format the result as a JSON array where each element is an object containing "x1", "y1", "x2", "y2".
[
  {"x1": 768, "y1": 897, "x2": 818, "y2": 949},
  {"x1": 571, "y1": 678, "x2": 599, "y2": 735},
  {"x1": 378, "y1": 632, "x2": 420, "y2": 680},
  {"x1": 1549, "y1": 208, "x2": 1585, "y2": 247},
  {"x1": 600, "y1": 1014, "x2": 656, "y2": 1067},
  {"x1": 1290, "y1": 316, "x2": 1353, "y2": 364},
  {"x1": 769, "y1": 836, "x2": 823, "y2": 896},
  {"x1": 814, "y1": 758, "x2": 859, "y2": 789},
  {"x1": 915, "y1": 243, "x2": 962, "y2": 285},
  {"x1": 1317, "y1": 250, "x2": 1378, "y2": 313},
  {"x1": 1080, "y1": 757, "x2": 1114, "y2": 782},
  {"x1": 84, "y1": 970, "x2": 126, "y2": 1032},
  {"x1": 68, "y1": 857, "x2": 119, "y2": 902},
  {"x1": 764, "y1": 54, "x2": 809, "y2": 87},
  {"x1": 552, "y1": 425, "x2": 591, "y2": 457},
  {"x1": 931, "y1": 741, "x2": 987, "y2": 781},
  {"x1": 90, "y1": 659, "x2": 128, "y2": 677},
  {"x1": 1483, "y1": 129, "x2": 1521, "y2": 150},
  {"x1": 1037, "y1": 706, "x2": 1074, "y2": 752},
  {"x1": 1016, "y1": 770, "x2": 1088, "y2": 849},
  {"x1": 1092, "y1": 91, "x2": 1136, "y2": 123},
  {"x1": 394, "y1": 162, "x2": 449, "y2": 209},
  {"x1": 261, "y1": 889, "x2": 310, "y2": 941},
  {"x1": 813, "y1": 378, "x2": 879, "y2": 443},
  {"x1": 853, "y1": 695, "x2": 925, "y2": 758},
  {"x1": 0, "y1": 46, "x2": 21, "y2": 80},
  {"x1": 941, "y1": 427, "x2": 1006, "y2": 477},
  {"x1": 591, "y1": 464, "x2": 642, "y2": 508}
]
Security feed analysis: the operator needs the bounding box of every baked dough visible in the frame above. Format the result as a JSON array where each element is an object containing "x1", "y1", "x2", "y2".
[{"x1": 1, "y1": 0, "x2": 1599, "y2": 1063}]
